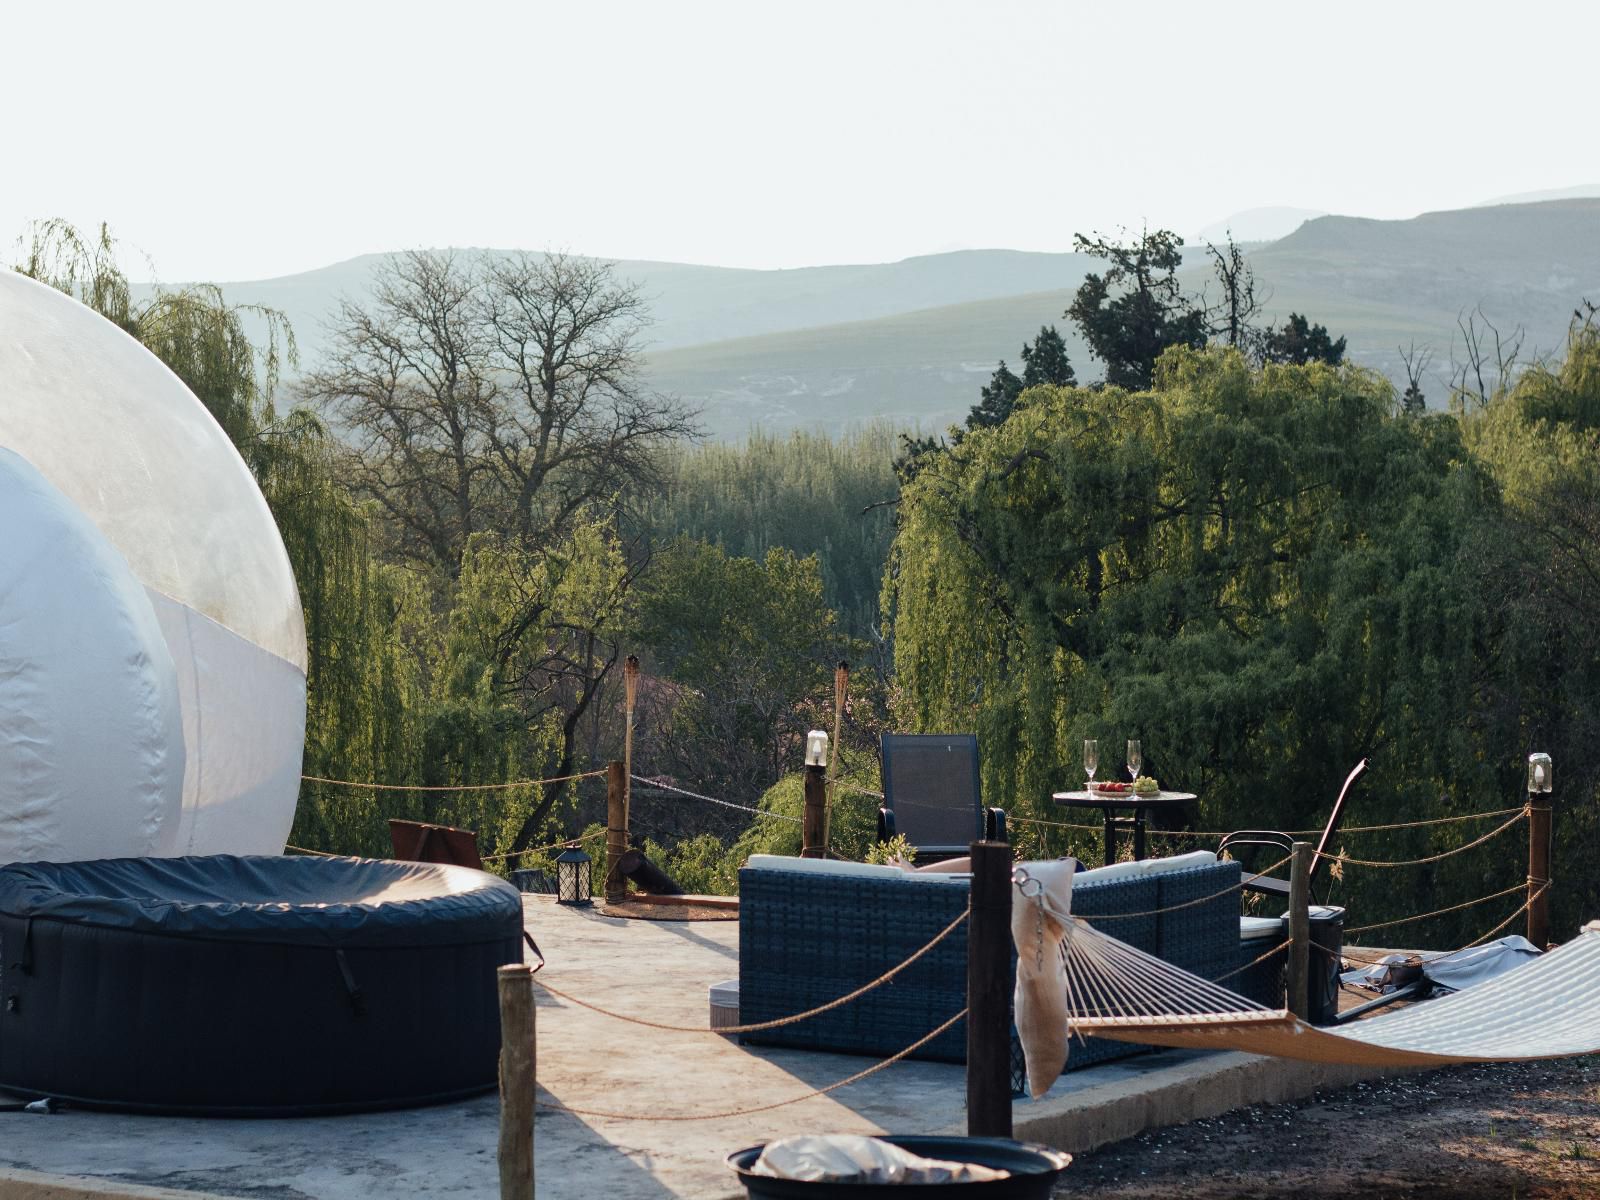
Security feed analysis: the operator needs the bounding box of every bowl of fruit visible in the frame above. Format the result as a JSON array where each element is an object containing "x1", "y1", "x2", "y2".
[
  {"x1": 1133, "y1": 776, "x2": 1160, "y2": 797},
  {"x1": 1088, "y1": 780, "x2": 1134, "y2": 797}
]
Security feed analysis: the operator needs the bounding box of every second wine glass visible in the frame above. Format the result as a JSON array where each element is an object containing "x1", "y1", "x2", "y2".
[{"x1": 1127, "y1": 739, "x2": 1142, "y2": 783}]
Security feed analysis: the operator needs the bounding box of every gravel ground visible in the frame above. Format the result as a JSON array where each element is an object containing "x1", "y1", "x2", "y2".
[{"x1": 1056, "y1": 1057, "x2": 1600, "y2": 1199}]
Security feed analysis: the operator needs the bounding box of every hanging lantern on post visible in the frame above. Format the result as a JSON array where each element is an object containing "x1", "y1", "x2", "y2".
[
  {"x1": 1527, "y1": 752, "x2": 1553, "y2": 794},
  {"x1": 1525, "y1": 752, "x2": 1554, "y2": 950},
  {"x1": 805, "y1": 730, "x2": 830, "y2": 768},
  {"x1": 555, "y1": 844, "x2": 593, "y2": 907},
  {"x1": 802, "y1": 732, "x2": 829, "y2": 858}
]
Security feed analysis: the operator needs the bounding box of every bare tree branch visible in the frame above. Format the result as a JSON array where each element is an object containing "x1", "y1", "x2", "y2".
[{"x1": 301, "y1": 249, "x2": 702, "y2": 575}]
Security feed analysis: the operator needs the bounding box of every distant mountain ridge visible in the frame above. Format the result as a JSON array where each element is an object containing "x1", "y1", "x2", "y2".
[
  {"x1": 1196, "y1": 205, "x2": 1327, "y2": 244},
  {"x1": 1475, "y1": 184, "x2": 1600, "y2": 207},
  {"x1": 158, "y1": 247, "x2": 1095, "y2": 368},
  {"x1": 149, "y1": 198, "x2": 1600, "y2": 441}
]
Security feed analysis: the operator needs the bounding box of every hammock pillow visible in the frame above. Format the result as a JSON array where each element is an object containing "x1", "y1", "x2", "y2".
[{"x1": 1011, "y1": 858, "x2": 1076, "y2": 1097}]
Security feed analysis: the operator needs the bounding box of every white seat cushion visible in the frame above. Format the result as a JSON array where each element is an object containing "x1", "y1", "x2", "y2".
[
  {"x1": 1074, "y1": 859, "x2": 1147, "y2": 885},
  {"x1": 1076, "y1": 850, "x2": 1219, "y2": 887},
  {"x1": 742, "y1": 854, "x2": 967, "y2": 883},
  {"x1": 1241, "y1": 915, "x2": 1286, "y2": 939},
  {"x1": 1139, "y1": 849, "x2": 1219, "y2": 877}
]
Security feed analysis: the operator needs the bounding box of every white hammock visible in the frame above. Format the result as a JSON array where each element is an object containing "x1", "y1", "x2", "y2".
[
  {"x1": 1058, "y1": 910, "x2": 1600, "y2": 1069},
  {"x1": 1009, "y1": 862, "x2": 1600, "y2": 1091}
]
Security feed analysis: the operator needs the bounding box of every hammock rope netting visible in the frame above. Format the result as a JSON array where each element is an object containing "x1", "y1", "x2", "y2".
[{"x1": 1024, "y1": 871, "x2": 1600, "y2": 1073}]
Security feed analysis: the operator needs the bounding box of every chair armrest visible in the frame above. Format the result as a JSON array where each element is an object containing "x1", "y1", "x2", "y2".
[
  {"x1": 1242, "y1": 873, "x2": 1290, "y2": 899},
  {"x1": 1220, "y1": 829, "x2": 1294, "y2": 902},
  {"x1": 878, "y1": 807, "x2": 895, "y2": 842},
  {"x1": 985, "y1": 807, "x2": 1007, "y2": 843},
  {"x1": 1218, "y1": 829, "x2": 1294, "y2": 857}
]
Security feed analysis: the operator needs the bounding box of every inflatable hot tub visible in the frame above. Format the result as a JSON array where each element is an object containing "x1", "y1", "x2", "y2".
[{"x1": 0, "y1": 855, "x2": 527, "y2": 1114}]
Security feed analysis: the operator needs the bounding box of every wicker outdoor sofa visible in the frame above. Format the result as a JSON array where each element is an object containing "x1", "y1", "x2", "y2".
[{"x1": 738, "y1": 851, "x2": 1244, "y2": 1078}]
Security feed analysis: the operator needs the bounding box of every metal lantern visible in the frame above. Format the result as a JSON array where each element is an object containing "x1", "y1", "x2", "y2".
[
  {"x1": 804, "y1": 729, "x2": 830, "y2": 768},
  {"x1": 1527, "y1": 752, "x2": 1553, "y2": 795},
  {"x1": 555, "y1": 844, "x2": 593, "y2": 906}
]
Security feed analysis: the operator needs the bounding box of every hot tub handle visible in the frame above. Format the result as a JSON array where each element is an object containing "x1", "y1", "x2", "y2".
[
  {"x1": 333, "y1": 948, "x2": 366, "y2": 1018},
  {"x1": 9, "y1": 917, "x2": 32, "y2": 976},
  {"x1": 522, "y1": 931, "x2": 545, "y2": 973}
]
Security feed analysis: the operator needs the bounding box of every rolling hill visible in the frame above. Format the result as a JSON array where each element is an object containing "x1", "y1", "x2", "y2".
[
  {"x1": 163, "y1": 247, "x2": 1095, "y2": 369},
  {"x1": 651, "y1": 199, "x2": 1600, "y2": 437},
  {"x1": 643, "y1": 287, "x2": 1086, "y2": 439},
  {"x1": 148, "y1": 198, "x2": 1600, "y2": 441}
]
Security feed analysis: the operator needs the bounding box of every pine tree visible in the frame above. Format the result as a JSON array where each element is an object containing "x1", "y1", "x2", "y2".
[{"x1": 1260, "y1": 313, "x2": 1347, "y2": 366}]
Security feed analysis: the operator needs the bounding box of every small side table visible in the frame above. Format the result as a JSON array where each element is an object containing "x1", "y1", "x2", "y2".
[{"x1": 1050, "y1": 790, "x2": 1199, "y2": 866}]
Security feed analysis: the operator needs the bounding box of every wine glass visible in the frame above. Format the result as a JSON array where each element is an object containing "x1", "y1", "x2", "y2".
[
  {"x1": 1083, "y1": 739, "x2": 1099, "y2": 787},
  {"x1": 1127, "y1": 739, "x2": 1142, "y2": 784}
]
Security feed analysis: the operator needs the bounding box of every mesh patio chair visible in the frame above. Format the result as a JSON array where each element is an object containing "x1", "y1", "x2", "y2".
[
  {"x1": 1220, "y1": 759, "x2": 1369, "y2": 1023},
  {"x1": 1218, "y1": 759, "x2": 1368, "y2": 905},
  {"x1": 877, "y1": 733, "x2": 1006, "y2": 863}
]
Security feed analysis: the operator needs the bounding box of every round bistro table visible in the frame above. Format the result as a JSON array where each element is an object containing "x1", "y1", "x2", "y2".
[{"x1": 1050, "y1": 789, "x2": 1199, "y2": 866}]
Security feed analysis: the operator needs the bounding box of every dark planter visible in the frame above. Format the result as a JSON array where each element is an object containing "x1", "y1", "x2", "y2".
[{"x1": 727, "y1": 1136, "x2": 1072, "y2": 1199}]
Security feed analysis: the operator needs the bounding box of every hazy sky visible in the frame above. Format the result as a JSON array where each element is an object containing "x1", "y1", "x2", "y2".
[{"x1": 5, "y1": 0, "x2": 1596, "y2": 282}]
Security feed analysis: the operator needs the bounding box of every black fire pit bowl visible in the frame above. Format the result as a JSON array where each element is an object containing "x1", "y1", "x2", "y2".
[{"x1": 727, "y1": 1135, "x2": 1072, "y2": 1199}]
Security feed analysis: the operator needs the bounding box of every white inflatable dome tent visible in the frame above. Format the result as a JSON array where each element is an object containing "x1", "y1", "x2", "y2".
[{"x1": 0, "y1": 269, "x2": 307, "y2": 863}]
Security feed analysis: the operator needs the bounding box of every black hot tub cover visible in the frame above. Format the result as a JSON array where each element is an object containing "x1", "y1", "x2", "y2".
[
  {"x1": 0, "y1": 854, "x2": 528, "y2": 1112},
  {"x1": 0, "y1": 854, "x2": 522, "y2": 947}
]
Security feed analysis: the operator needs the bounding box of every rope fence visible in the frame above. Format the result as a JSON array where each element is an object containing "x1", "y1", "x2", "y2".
[
  {"x1": 1465, "y1": 882, "x2": 1550, "y2": 948},
  {"x1": 1316, "y1": 807, "x2": 1528, "y2": 870},
  {"x1": 480, "y1": 827, "x2": 607, "y2": 864},
  {"x1": 1089, "y1": 854, "x2": 1294, "y2": 923},
  {"x1": 1134, "y1": 805, "x2": 1532, "y2": 840},
  {"x1": 1341, "y1": 882, "x2": 1552, "y2": 965},
  {"x1": 535, "y1": 907, "x2": 970, "y2": 1035},
  {"x1": 1210, "y1": 938, "x2": 1292, "y2": 986},
  {"x1": 288, "y1": 827, "x2": 605, "y2": 864},
  {"x1": 631, "y1": 775, "x2": 804, "y2": 824},
  {"x1": 299, "y1": 763, "x2": 1532, "y2": 856},
  {"x1": 534, "y1": 1007, "x2": 967, "y2": 1122},
  {"x1": 1011, "y1": 805, "x2": 1531, "y2": 844},
  {"x1": 293, "y1": 764, "x2": 1547, "y2": 959},
  {"x1": 301, "y1": 769, "x2": 605, "y2": 793},
  {"x1": 1343, "y1": 882, "x2": 1527, "y2": 936},
  {"x1": 1331, "y1": 806, "x2": 1529, "y2": 835},
  {"x1": 1007, "y1": 814, "x2": 1104, "y2": 834},
  {"x1": 830, "y1": 780, "x2": 885, "y2": 800},
  {"x1": 510, "y1": 880, "x2": 1560, "y2": 1136}
]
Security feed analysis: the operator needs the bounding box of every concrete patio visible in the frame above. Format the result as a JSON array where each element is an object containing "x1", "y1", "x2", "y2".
[{"x1": 0, "y1": 896, "x2": 1399, "y2": 1199}]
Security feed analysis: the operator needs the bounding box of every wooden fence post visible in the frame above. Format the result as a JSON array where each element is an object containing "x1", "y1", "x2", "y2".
[
  {"x1": 497, "y1": 963, "x2": 535, "y2": 1200},
  {"x1": 623, "y1": 656, "x2": 639, "y2": 833},
  {"x1": 1528, "y1": 774, "x2": 1553, "y2": 950},
  {"x1": 825, "y1": 661, "x2": 848, "y2": 852},
  {"x1": 606, "y1": 760, "x2": 627, "y2": 904},
  {"x1": 1287, "y1": 841, "x2": 1312, "y2": 1021},
  {"x1": 802, "y1": 763, "x2": 827, "y2": 859},
  {"x1": 967, "y1": 840, "x2": 1013, "y2": 1138}
]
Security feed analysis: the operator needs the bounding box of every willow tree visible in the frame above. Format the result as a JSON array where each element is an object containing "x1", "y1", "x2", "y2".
[
  {"x1": 887, "y1": 348, "x2": 1514, "y2": 936},
  {"x1": 634, "y1": 537, "x2": 843, "y2": 805},
  {"x1": 643, "y1": 426, "x2": 900, "y2": 640},
  {"x1": 11, "y1": 220, "x2": 428, "y2": 854},
  {"x1": 439, "y1": 517, "x2": 637, "y2": 855},
  {"x1": 1459, "y1": 311, "x2": 1600, "y2": 936}
]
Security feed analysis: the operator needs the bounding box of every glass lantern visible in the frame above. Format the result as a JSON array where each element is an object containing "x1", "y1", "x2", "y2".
[
  {"x1": 1527, "y1": 753, "x2": 1553, "y2": 795},
  {"x1": 804, "y1": 729, "x2": 830, "y2": 768},
  {"x1": 555, "y1": 845, "x2": 593, "y2": 906}
]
